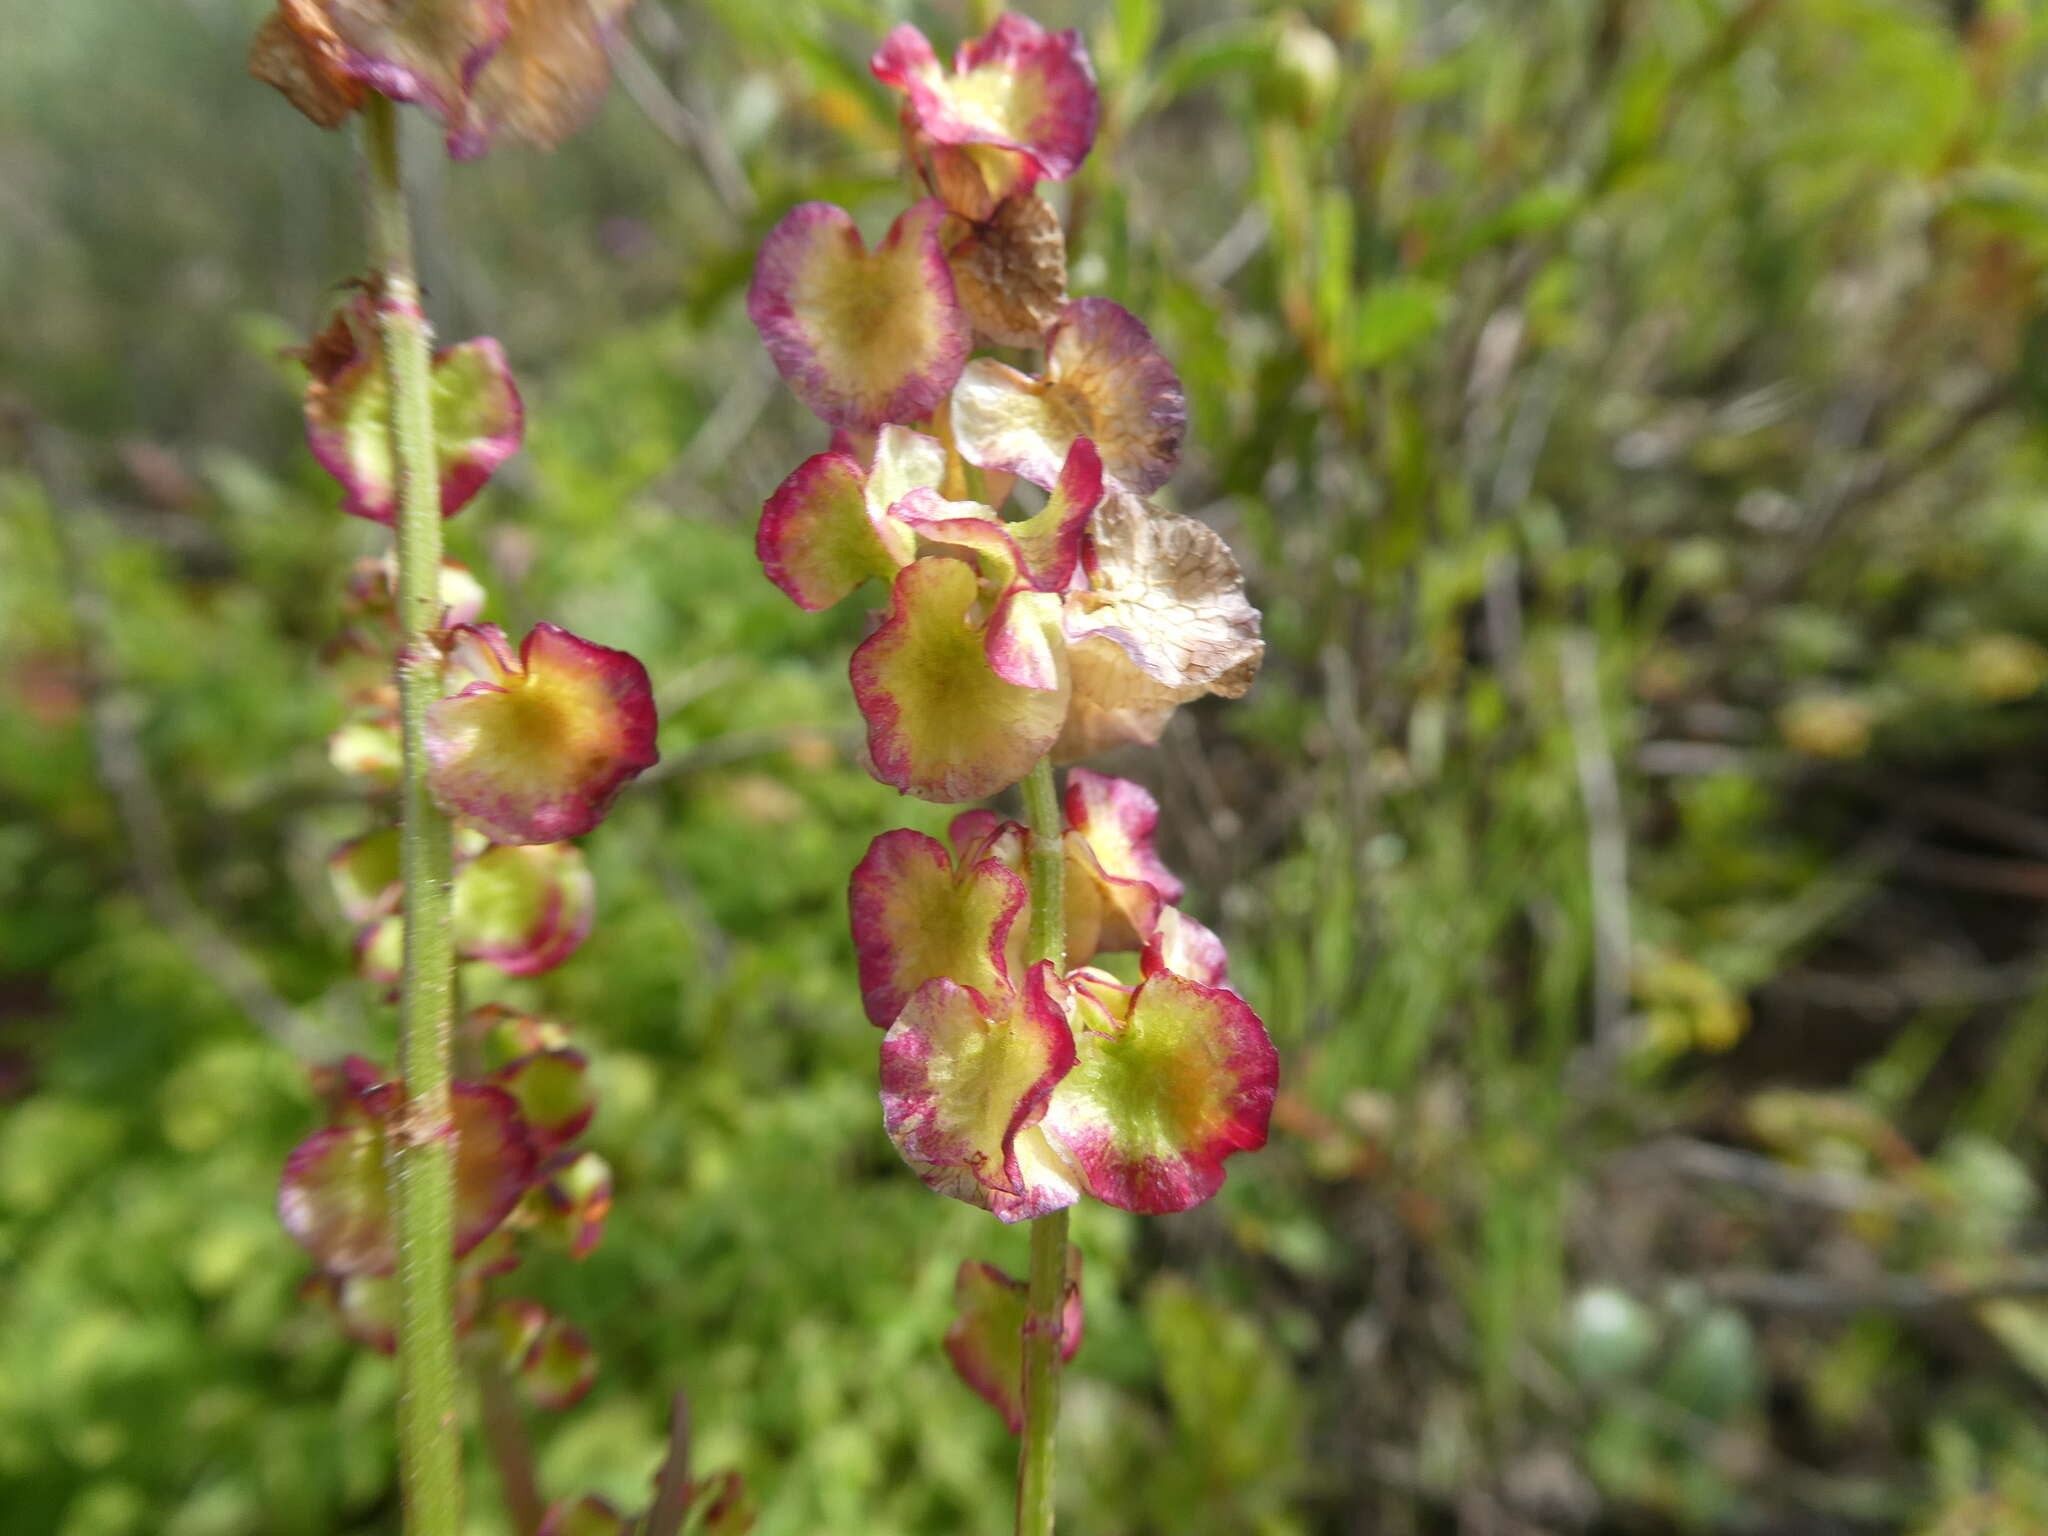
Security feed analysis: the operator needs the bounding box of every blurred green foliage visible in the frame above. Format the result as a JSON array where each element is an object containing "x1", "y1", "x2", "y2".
[{"x1": 14, "y1": 1, "x2": 2048, "y2": 1532}]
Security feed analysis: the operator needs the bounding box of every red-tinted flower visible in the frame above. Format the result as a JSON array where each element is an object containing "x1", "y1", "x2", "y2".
[
  {"x1": 943, "y1": 1253, "x2": 1082, "y2": 1433},
  {"x1": 1038, "y1": 971, "x2": 1276, "y2": 1214},
  {"x1": 951, "y1": 299, "x2": 1184, "y2": 494},
  {"x1": 873, "y1": 15, "x2": 1098, "y2": 222},
  {"x1": 748, "y1": 200, "x2": 969, "y2": 433},
  {"x1": 427, "y1": 622, "x2": 658, "y2": 844},
  {"x1": 879, "y1": 964, "x2": 1082, "y2": 1223},
  {"x1": 850, "y1": 828, "x2": 1027, "y2": 1029},
  {"x1": 300, "y1": 293, "x2": 524, "y2": 524},
  {"x1": 279, "y1": 1071, "x2": 537, "y2": 1275}
]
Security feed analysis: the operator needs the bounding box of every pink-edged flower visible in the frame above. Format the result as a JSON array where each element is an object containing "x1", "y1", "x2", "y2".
[
  {"x1": 872, "y1": 14, "x2": 1098, "y2": 222},
  {"x1": 299, "y1": 292, "x2": 524, "y2": 524},
  {"x1": 1039, "y1": 970, "x2": 1277, "y2": 1214},
  {"x1": 487, "y1": 1299, "x2": 598, "y2": 1411},
  {"x1": 756, "y1": 426, "x2": 942, "y2": 612},
  {"x1": 1057, "y1": 491, "x2": 1264, "y2": 760},
  {"x1": 427, "y1": 622, "x2": 658, "y2": 844},
  {"x1": 951, "y1": 298, "x2": 1185, "y2": 494},
  {"x1": 808, "y1": 439, "x2": 1102, "y2": 802},
  {"x1": 944, "y1": 1253, "x2": 1082, "y2": 1434},
  {"x1": 849, "y1": 828, "x2": 1027, "y2": 1029},
  {"x1": 854, "y1": 773, "x2": 1203, "y2": 999},
  {"x1": 1064, "y1": 768, "x2": 1183, "y2": 903},
  {"x1": 452, "y1": 840, "x2": 598, "y2": 974},
  {"x1": 491, "y1": 1047, "x2": 593, "y2": 1151},
  {"x1": 748, "y1": 200, "x2": 969, "y2": 433},
  {"x1": 880, "y1": 964, "x2": 1082, "y2": 1223},
  {"x1": 279, "y1": 1067, "x2": 537, "y2": 1276},
  {"x1": 347, "y1": 840, "x2": 595, "y2": 984},
  {"x1": 1141, "y1": 906, "x2": 1230, "y2": 990},
  {"x1": 851, "y1": 555, "x2": 1070, "y2": 803},
  {"x1": 524, "y1": 1149, "x2": 613, "y2": 1259}
]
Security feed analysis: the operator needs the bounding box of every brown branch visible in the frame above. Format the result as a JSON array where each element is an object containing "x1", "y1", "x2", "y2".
[
  {"x1": 474, "y1": 1353, "x2": 547, "y2": 1536},
  {"x1": 639, "y1": 1391, "x2": 694, "y2": 1536}
]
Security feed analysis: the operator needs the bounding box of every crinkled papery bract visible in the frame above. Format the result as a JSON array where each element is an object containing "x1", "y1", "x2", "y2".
[
  {"x1": 279, "y1": 1077, "x2": 536, "y2": 1275},
  {"x1": 249, "y1": 3, "x2": 368, "y2": 128},
  {"x1": 850, "y1": 828, "x2": 1027, "y2": 1028},
  {"x1": 748, "y1": 200, "x2": 968, "y2": 432},
  {"x1": 943, "y1": 192, "x2": 1068, "y2": 347},
  {"x1": 879, "y1": 965, "x2": 1081, "y2": 1223},
  {"x1": 850, "y1": 556, "x2": 1070, "y2": 802},
  {"x1": 1056, "y1": 491, "x2": 1264, "y2": 759},
  {"x1": 260, "y1": 0, "x2": 509, "y2": 129},
  {"x1": 301, "y1": 296, "x2": 524, "y2": 523},
  {"x1": 943, "y1": 1253, "x2": 1083, "y2": 1434},
  {"x1": 253, "y1": 0, "x2": 636, "y2": 158},
  {"x1": 427, "y1": 622, "x2": 658, "y2": 844},
  {"x1": 755, "y1": 426, "x2": 941, "y2": 611},
  {"x1": 452, "y1": 841, "x2": 596, "y2": 975},
  {"x1": 448, "y1": 0, "x2": 637, "y2": 158},
  {"x1": 872, "y1": 15, "x2": 1097, "y2": 222},
  {"x1": 1040, "y1": 971, "x2": 1276, "y2": 1214},
  {"x1": 952, "y1": 298, "x2": 1184, "y2": 494}
]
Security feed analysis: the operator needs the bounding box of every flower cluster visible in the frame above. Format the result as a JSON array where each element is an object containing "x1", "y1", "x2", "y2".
[
  {"x1": 284, "y1": 280, "x2": 659, "y2": 1395},
  {"x1": 748, "y1": 11, "x2": 1277, "y2": 1432},
  {"x1": 282, "y1": 1012, "x2": 608, "y2": 1409},
  {"x1": 250, "y1": 0, "x2": 640, "y2": 157}
]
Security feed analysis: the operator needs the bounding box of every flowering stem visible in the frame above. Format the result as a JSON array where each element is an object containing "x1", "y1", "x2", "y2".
[
  {"x1": 363, "y1": 93, "x2": 464, "y2": 1536},
  {"x1": 1017, "y1": 756, "x2": 1067, "y2": 1536}
]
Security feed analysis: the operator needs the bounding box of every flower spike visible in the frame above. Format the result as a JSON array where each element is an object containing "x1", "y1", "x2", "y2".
[
  {"x1": 951, "y1": 298, "x2": 1185, "y2": 494},
  {"x1": 748, "y1": 200, "x2": 969, "y2": 433},
  {"x1": 879, "y1": 965, "x2": 1082, "y2": 1223},
  {"x1": 427, "y1": 622, "x2": 658, "y2": 844}
]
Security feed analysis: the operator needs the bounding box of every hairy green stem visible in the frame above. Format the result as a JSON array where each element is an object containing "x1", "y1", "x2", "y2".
[
  {"x1": 364, "y1": 94, "x2": 464, "y2": 1536},
  {"x1": 1016, "y1": 757, "x2": 1068, "y2": 1535}
]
